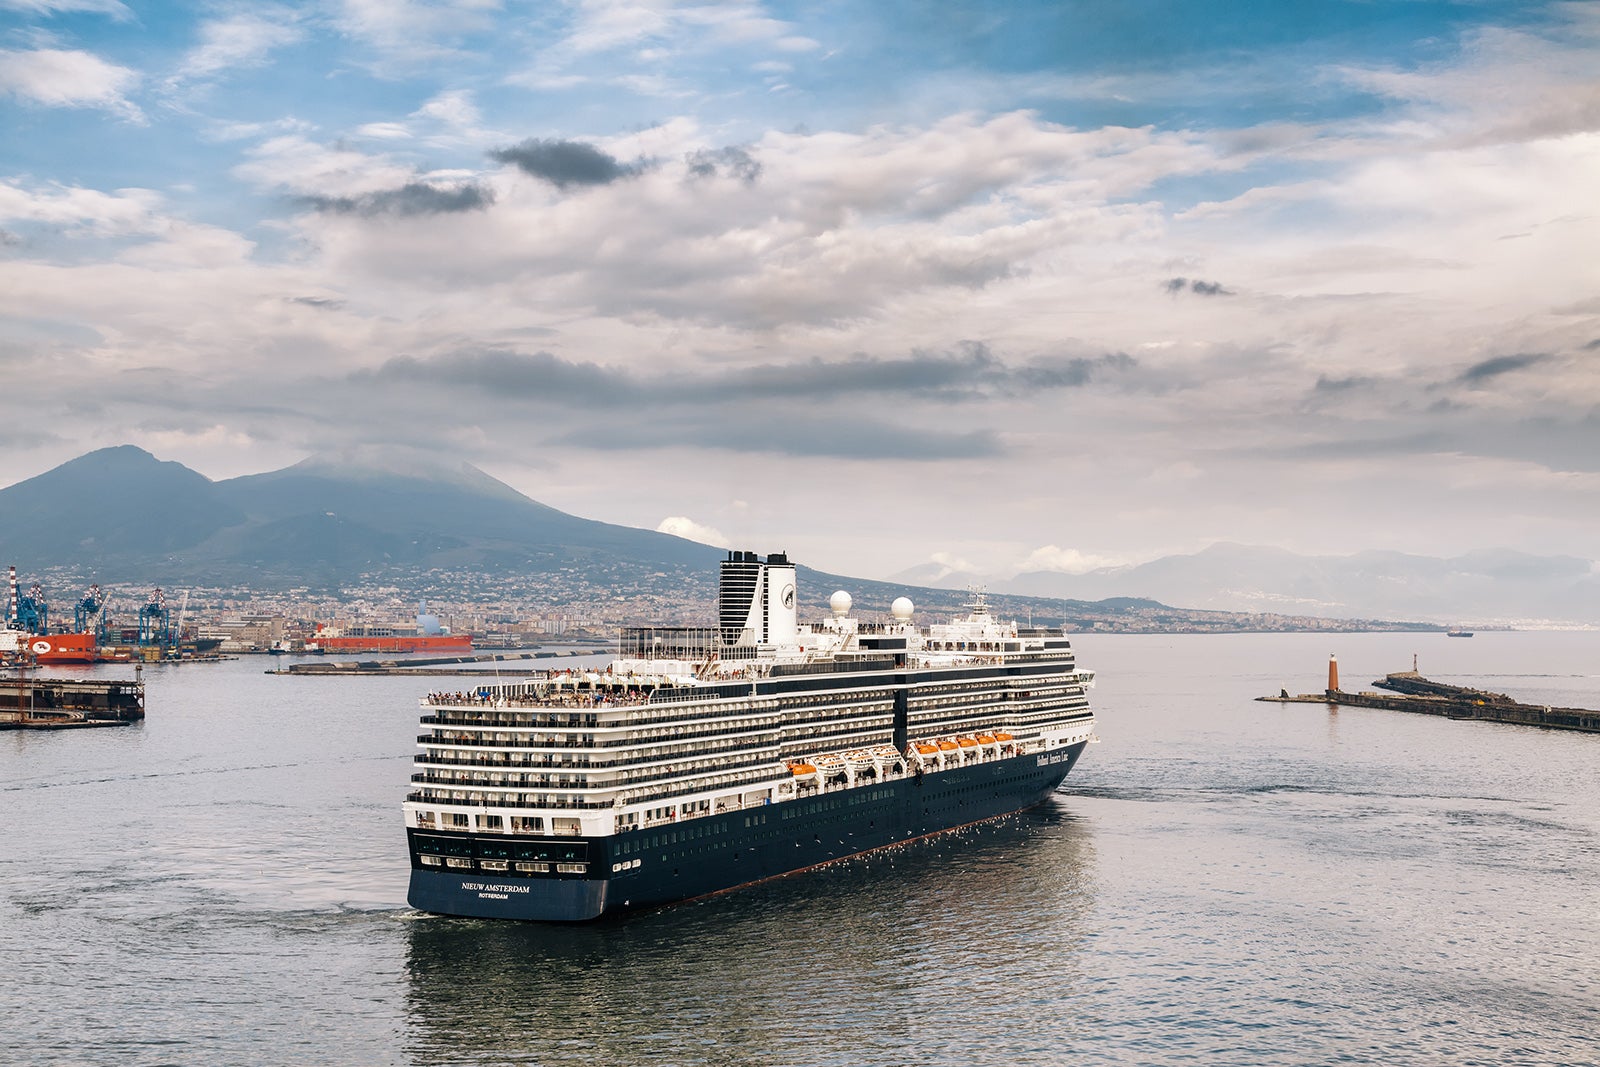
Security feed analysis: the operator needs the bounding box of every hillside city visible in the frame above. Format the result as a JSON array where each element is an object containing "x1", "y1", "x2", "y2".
[{"x1": 14, "y1": 560, "x2": 1440, "y2": 655}]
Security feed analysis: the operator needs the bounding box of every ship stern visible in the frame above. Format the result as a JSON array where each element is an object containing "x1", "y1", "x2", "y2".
[{"x1": 407, "y1": 868, "x2": 610, "y2": 922}]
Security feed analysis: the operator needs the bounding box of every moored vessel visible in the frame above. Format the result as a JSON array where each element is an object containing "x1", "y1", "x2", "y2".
[
  {"x1": 24, "y1": 631, "x2": 99, "y2": 664},
  {"x1": 403, "y1": 550, "x2": 1097, "y2": 921},
  {"x1": 311, "y1": 631, "x2": 474, "y2": 654}
]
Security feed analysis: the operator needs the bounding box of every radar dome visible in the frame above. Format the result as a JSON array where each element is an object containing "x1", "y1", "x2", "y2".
[
  {"x1": 829, "y1": 590, "x2": 853, "y2": 616},
  {"x1": 890, "y1": 596, "x2": 914, "y2": 621}
]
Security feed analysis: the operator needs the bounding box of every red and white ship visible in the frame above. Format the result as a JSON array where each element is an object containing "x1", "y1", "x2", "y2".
[
  {"x1": 311, "y1": 605, "x2": 471, "y2": 654},
  {"x1": 24, "y1": 631, "x2": 99, "y2": 664}
]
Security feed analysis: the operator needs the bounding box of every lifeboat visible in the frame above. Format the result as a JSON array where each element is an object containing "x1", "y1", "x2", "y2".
[
  {"x1": 937, "y1": 740, "x2": 959, "y2": 752},
  {"x1": 995, "y1": 732, "x2": 1014, "y2": 742},
  {"x1": 915, "y1": 743, "x2": 939, "y2": 756},
  {"x1": 957, "y1": 737, "x2": 978, "y2": 749},
  {"x1": 789, "y1": 763, "x2": 818, "y2": 776}
]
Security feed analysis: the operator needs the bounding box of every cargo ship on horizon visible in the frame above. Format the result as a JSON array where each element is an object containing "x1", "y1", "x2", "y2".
[
  {"x1": 403, "y1": 550, "x2": 1097, "y2": 921},
  {"x1": 313, "y1": 603, "x2": 472, "y2": 654}
]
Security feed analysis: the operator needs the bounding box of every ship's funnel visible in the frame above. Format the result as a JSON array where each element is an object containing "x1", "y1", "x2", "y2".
[{"x1": 718, "y1": 550, "x2": 799, "y2": 648}]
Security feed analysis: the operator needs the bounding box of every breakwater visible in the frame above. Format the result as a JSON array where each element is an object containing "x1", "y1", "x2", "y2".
[{"x1": 1260, "y1": 668, "x2": 1600, "y2": 733}]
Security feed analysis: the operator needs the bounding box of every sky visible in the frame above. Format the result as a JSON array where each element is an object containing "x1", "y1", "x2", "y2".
[{"x1": 1, "y1": 0, "x2": 1597, "y2": 583}]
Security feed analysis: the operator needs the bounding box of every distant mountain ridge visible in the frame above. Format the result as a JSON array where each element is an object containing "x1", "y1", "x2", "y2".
[
  {"x1": 7, "y1": 447, "x2": 1561, "y2": 629},
  {"x1": 0, "y1": 445, "x2": 719, "y2": 587},
  {"x1": 894, "y1": 541, "x2": 1600, "y2": 625}
]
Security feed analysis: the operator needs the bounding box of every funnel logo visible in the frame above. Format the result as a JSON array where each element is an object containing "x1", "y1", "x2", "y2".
[
  {"x1": 32, "y1": 640, "x2": 51, "y2": 655},
  {"x1": 781, "y1": 584, "x2": 795, "y2": 610}
]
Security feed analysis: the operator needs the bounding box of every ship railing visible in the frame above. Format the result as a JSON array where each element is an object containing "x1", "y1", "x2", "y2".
[
  {"x1": 410, "y1": 754, "x2": 778, "y2": 792},
  {"x1": 413, "y1": 742, "x2": 777, "y2": 775},
  {"x1": 409, "y1": 772, "x2": 786, "y2": 814},
  {"x1": 425, "y1": 692, "x2": 657, "y2": 710},
  {"x1": 406, "y1": 790, "x2": 615, "y2": 810},
  {"x1": 416, "y1": 742, "x2": 777, "y2": 777},
  {"x1": 418, "y1": 722, "x2": 783, "y2": 750}
]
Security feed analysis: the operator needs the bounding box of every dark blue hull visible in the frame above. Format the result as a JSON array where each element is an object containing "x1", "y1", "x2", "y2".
[{"x1": 407, "y1": 740, "x2": 1088, "y2": 921}]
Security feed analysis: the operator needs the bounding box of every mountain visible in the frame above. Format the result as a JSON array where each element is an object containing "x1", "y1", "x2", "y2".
[
  {"x1": 1001, "y1": 542, "x2": 1600, "y2": 625},
  {"x1": 0, "y1": 445, "x2": 719, "y2": 588},
  {"x1": 0, "y1": 446, "x2": 246, "y2": 565}
]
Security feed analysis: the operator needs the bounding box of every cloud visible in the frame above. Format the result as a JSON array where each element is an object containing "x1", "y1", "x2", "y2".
[
  {"x1": 0, "y1": 0, "x2": 130, "y2": 16},
  {"x1": 0, "y1": 47, "x2": 142, "y2": 121},
  {"x1": 686, "y1": 145, "x2": 761, "y2": 183},
  {"x1": 233, "y1": 135, "x2": 418, "y2": 197},
  {"x1": 1162, "y1": 277, "x2": 1233, "y2": 296},
  {"x1": 0, "y1": 179, "x2": 163, "y2": 237},
  {"x1": 298, "y1": 182, "x2": 494, "y2": 217},
  {"x1": 488, "y1": 138, "x2": 642, "y2": 188},
  {"x1": 1457, "y1": 353, "x2": 1549, "y2": 386},
  {"x1": 550, "y1": 412, "x2": 1004, "y2": 461},
  {"x1": 169, "y1": 9, "x2": 303, "y2": 89},
  {"x1": 363, "y1": 342, "x2": 1134, "y2": 406},
  {"x1": 336, "y1": 0, "x2": 500, "y2": 68},
  {"x1": 1017, "y1": 545, "x2": 1125, "y2": 575},
  {"x1": 656, "y1": 516, "x2": 729, "y2": 547}
]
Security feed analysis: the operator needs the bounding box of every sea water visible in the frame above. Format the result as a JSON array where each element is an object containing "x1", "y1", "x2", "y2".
[{"x1": 2, "y1": 631, "x2": 1597, "y2": 1065}]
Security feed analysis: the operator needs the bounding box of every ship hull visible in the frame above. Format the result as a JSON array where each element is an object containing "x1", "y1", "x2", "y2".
[
  {"x1": 407, "y1": 739, "x2": 1088, "y2": 922},
  {"x1": 26, "y1": 633, "x2": 98, "y2": 664},
  {"x1": 313, "y1": 635, "x2": 473, "y2": 654}
]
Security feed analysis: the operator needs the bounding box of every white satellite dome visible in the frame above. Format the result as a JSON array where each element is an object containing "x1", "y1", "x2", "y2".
[
  {"x1": 890, "y1": 596, "x2": 915, "y2": 621},
  {"x1": 829, "y1": 590, "x2": 853, "y2": 616}
]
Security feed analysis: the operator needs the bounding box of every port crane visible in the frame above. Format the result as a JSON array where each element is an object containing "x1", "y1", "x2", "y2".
[
  {"x1": 11, "y1": 576, "x2": 49, "y2": 634},
  {"x1": 74, "y1": 584, "x2": 105, "y2": 638},
  {"x1": 137, "y1": 588, "x2": 171, "y2": 648}
]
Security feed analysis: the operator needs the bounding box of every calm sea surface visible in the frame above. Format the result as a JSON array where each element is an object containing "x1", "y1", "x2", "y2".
[{"x1": 3, "y1": 631, "x2": 1598, "y2": 1066}]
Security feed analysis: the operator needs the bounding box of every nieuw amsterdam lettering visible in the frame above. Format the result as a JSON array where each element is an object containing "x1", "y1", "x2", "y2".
[{"x1": 461, "y1": 881, "x2": 531, "y2": 894}]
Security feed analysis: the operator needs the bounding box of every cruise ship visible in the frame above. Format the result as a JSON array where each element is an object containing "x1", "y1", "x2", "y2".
[{"x1": 403, "y1": 551, "x2": 1097, "y2": 921}]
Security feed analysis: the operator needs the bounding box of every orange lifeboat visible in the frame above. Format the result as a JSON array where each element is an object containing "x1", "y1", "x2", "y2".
[
  {"x1": 915, "y1": 743, "x2": 939, "y2": 756},
  {"x1": 995, "y1": 732, "x2": 1014, "y2": 742},
  {"x1": 790, "y1": 763, "x2": 818, "y2": 776},
  {"x1": 937, "y1": 740, "x2": 959, "y2": 752},
  {"x1": 957, "y1": 737, "x2": 978, "y2": 749},
  {"x1": 976, "y1": 734, "x2": 997, "y2": 745}
]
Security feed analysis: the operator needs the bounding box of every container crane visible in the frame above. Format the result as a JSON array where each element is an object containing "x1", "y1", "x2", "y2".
[
  {"x1": 74, "y1": 584, "x2": 105, "y2": 637},
  {"x1": 15, "y1": 579, "x2": 48, "y2": 635},
  {"x1": 137, "y1": 587, "x2": 171, "y2": 649}
]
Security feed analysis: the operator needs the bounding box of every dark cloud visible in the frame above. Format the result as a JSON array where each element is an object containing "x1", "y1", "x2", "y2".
[
  {"x1": 368, "y1": 350, "x2": 616, "y2": 397},
  {"x1": 1457, "y1": 352, "x2": 1547, "y2": 385},
  {"x1": 288, "y1": 296, "x2": 345, "y2": 310},
  {"x1": 1583, "y1": 339, "x2": 1600, "y2": 350},
  {"x1": 686, "y1": 146, "x2": 761, "y2": 183},
  {"x1": 1163, "y1": 277, "x2": 1233, "y2": 296},
  {"x1": 488, "y1": 139, "x2": 640, "y2": 188},
  {"x1": 0, "y1": 229, "x2": 21, "y2": 247},
  {"x1": 547, "y1": 412, "x2": 1004, "y2": 461},
  {"x1": 1312, "y1": 374, "x2": 1377, "y2": 393},
  {"x1": 1015, "y1": 352, "x2": 1136, "y2": 389},
  {"x1": 299, "y1": 182, "x2": 493, "y2": 217},
  {"x1": 361, "y1": 341, "x2": 1134, "y2": 407}
]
